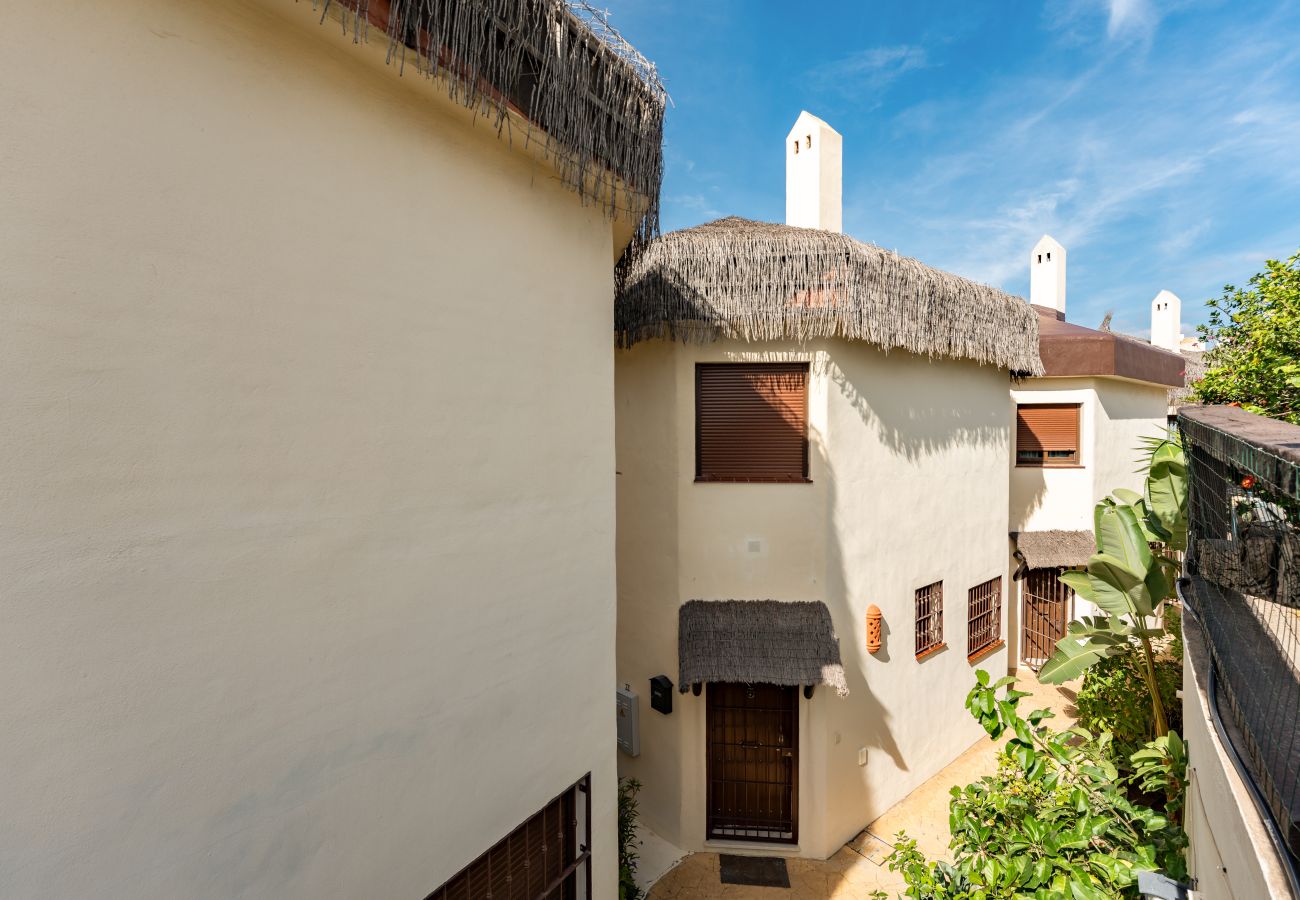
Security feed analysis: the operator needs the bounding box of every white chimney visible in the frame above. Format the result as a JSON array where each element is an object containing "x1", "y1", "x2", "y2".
[
  {"x1": 785, "y1": 111, "x2": 842, "y2": 233},
  {"x1": 1151, "y1": 290, "x2": 1182, "y2": 351},
  {"x1": 1030, "y1": 235, "x2": 1067, "y2": 317}
]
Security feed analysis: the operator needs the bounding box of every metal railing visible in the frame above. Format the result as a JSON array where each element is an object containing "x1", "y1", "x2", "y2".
[{"x1": 1179, "y1": 405, "x2": 1300, "y2": 866}]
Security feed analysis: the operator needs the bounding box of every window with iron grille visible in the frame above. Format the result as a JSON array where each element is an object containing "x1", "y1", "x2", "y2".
[
  {"x1": 915, "y1": 581, "x2": 944, "y2": 658},
  {"x1": 424, "y1": 774, "x2": 590, "y2": 900},
  {"x1": 696, "y1": 363, "x2": 810, "y2": 482},
  {"x1": 967, "y1": 576, "x2": 1003, "y2": 659},
  {"x1": 1016, "y1": 403, "x2": 1081, "y2": 467}
]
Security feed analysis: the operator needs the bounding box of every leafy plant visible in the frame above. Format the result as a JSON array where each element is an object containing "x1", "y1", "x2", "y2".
[
  {"x1": 1193, "y1": 248, "x2": 1300, "y2": 424},
  {"x1": 884, "y1": 672, "x2": 1187, "y2": 898},
  {"x1": 1131, "y1": 732, "x2": 1188, "y2": 827},
  {"x1": 1039, "y1": 435, "x2": 1188, "y2": 738},
  {"x1": 618, "y1": 778, "x2": 643, "y2": 900},
  {"x1": 1076, "y1": 606, "x2": 1183, "y2": 759}
]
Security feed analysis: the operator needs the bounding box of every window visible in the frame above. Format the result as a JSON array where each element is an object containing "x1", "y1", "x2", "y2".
[
  {"x1": 915, "y1": 581, "x2": 944, "y2": 659},
  {"x1": 425, "y1": 775, "x2": 590, "y2": 900},
  {"x1": 967, "y1": 576, "x2": 1003, "y2": 660},
  {"x1": 1016, "y1": 403, "x2": 1081, "y2": 467},
  {"x1": 696, "y1": 363, "x2": 809, "y2": 482}
]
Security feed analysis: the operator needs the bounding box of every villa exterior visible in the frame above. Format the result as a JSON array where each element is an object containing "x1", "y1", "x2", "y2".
[
  {"x1": 1009, "y1": 237, "x2": 1185, "y2": 669},
  {"x1": 613, "y1": 114, "x2": 1044, "y2": 859},
  {"x1": 0, "y1": 2, "x2": 662, "y2": 897}
]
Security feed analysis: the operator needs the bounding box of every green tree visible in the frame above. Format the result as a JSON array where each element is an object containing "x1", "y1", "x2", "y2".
[{"x1": 1193, "y1": 248, "x2": 1300, "y2": 424}]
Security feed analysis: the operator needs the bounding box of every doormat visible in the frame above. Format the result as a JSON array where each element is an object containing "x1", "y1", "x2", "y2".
[{"x1": 719, "y1": 854, "x2": 790, "y2": 888}]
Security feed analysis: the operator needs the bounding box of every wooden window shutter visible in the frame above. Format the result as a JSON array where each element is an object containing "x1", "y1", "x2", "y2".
[
  {"x1": 1016, "y1": 404, "x2": 1080, "y2": 467},
  {"x1": 696, "y1": 363, "x2": 809, "y2": 482}
]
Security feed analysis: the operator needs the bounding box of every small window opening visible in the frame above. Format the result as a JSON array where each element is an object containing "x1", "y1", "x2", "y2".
[
  {"x1": 1037, "y1": 254, "x2": 1042, "y2": 263},
  {"x1": 805, "y1": 135, "x2": 811, "y2": 148},
  {"x1": 1046, "y1": 252, "x2": 1051, "y2": 261},
  {"x1": 793, "y1": 141, "x2": 799, "y2": 155}
]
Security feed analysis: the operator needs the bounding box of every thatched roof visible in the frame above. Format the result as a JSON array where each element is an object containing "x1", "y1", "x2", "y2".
[
  {"x1": 1171, "y1": 350, "x2": 1207, "y2": 407},
  {"x1": 678, "y1": 600, "x2": 848, "y2": 696},
  {"x1": 616, "y1": 217, "x2": 1045, "y2": 376},
  {"x1": 1013, "y1": 530, "x2": 1096, "y2": 569},
  {"x1": 316, "y1": 1, "x2": 666, "y2": 243}
]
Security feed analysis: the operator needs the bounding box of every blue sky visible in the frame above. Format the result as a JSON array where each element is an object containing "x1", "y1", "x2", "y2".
[{"x1": 604, "y1": 0, "x2": 1300, "y2": 338}]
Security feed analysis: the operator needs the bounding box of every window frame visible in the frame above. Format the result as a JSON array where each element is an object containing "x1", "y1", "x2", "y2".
[
  {"x1": 915, "y1": 580, "x2": 945, "y2": 660},
  {"x1": 967, "y1": 576, "x2": 1004, "y2": 661},
  {"x1": 1015, "y1": 402, "x2": 1082, "y2": 468},
  {"x1": 423, "y1": 773, "x2": 591, "y2": 900},
  {"x1": 695, "y1": 362, "x2": 811, "y2": 484}
]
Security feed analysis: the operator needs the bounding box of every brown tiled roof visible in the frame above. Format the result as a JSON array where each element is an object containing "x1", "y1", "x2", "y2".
[{"x1": 1033, "y1": 306, "x2": 1185, "y2": 387}]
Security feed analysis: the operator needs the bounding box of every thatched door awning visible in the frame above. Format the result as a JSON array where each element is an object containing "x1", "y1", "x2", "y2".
[
  {"x1": 1012, "y1": 530, "x2": 1096, "y2": 570},
  {"x1": 678, "y1": 600, "x2": 849, "y2": 696}
]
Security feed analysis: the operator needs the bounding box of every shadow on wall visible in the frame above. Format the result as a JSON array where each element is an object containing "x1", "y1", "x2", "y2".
[
  {"x1": 1010, "y1": 464, "x2": 1049, "y2": 532},
  {"x1": 809, "y1": 425, "x2": 907, "y2": 776},
  {"x1": 825, "y1": 354, "x2": 1008, "y2": 462}
]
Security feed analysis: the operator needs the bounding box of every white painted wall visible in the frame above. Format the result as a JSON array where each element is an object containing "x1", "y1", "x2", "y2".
[
  {"x1": 785, "y1": 112, "x2": 843, "y2": 233},
  {"x1": 1009, "y1": 376, "x2": 1170, "y2": 657},
  {"x1": 0, "y1": 2, "x2": 629, "y2": 897},
  {"x1": 616, "y1": 340, "x2": 1012, "y2": 859},
  {"x1": 1029, "y1": 235, "x2": 1067, "y2": 316}
]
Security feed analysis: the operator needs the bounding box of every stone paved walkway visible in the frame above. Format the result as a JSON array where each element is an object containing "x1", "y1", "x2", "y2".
[{"x1": 646, "y1": 669, "x2": 1079, "y2": 900}]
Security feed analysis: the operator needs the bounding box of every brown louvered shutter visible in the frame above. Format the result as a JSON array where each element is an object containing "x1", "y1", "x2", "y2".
[
  {"x1": 696, "y1": 363, "x2": 809, "y2": 482},
  {"x1": 1016, "y1": 404, "x2": 1080, "y2": 467}
]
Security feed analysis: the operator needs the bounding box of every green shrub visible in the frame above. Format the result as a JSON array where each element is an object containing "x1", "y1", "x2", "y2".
[
  {"x1": 881, "y1": 671, "x2": 1187, "y2": 898},
  {"x1": 1076, "y1": 606, "x2": 1183, "y2": 759},
  {"x1": 618, "y1": 778, "x2": 643, "y2": 900}
]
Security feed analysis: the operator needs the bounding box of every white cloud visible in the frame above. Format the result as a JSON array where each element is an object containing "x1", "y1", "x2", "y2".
[
  {"x1": 1106, "y1": 0, "x2": 1160, "y2": 40},
  {"x1": 807, "y1": 45, "x2": 928, "y2": 103}
]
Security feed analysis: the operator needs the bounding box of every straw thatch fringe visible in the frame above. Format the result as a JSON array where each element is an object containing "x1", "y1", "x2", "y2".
[
  {"x1": 308, "y1": 0, "x2": 665, "y2": 251},
  {"x1": 678, "y1": 600, "x2": 849, "y2": 697},
  {"x1": 1013, "y1": 530, "x2": 1096, "y2": 569},
  {"x1": 617, "y1": 217, "x2": 1045, "y2": 376}
]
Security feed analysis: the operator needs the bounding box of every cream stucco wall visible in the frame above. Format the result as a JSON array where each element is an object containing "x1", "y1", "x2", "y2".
[
  {"x1": 1, "y1": 2, "x2": 628, "y2": 897},
  {"x1": 616, "y1": 340, "x2": 1012, "y2": 859},
  {"x1": 1008, "y1": 377, "x2": 1170, "y2": 660}
]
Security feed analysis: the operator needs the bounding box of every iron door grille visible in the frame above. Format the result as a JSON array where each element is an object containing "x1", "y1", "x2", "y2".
[
  {"x1": 425, "y1": 774, "x2": 590, "y2": 900},
  {"x1": 915, "y1": 581, "x2": 944, "y2": 658},
  {"x1": 967, "y1": 576, "x2": 1003, "y2": 658},
  {"x1": 696, "y1": 363, "x2": 810, "y2": 482},
  {"x1": 706, "y1": 683, "x2": 798, "y2": 843},
  {"x1": 1022, "y1": 569, "x2": 1074, "y2": 669},
  {"x1": 1016, "y1": 404, "x2": 1081, "y2": 467}
]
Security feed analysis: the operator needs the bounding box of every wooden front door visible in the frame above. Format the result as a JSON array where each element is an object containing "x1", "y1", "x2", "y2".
[
  {"x1": 1022, "y1": 568, "x2": 1074, "y2": 669},
  {"x1": 706, "y1": 683, "x2": 798, "y2": 843}
]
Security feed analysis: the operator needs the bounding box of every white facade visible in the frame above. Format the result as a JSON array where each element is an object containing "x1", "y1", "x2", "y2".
[
  {"x1": 785, "y1": 112, "x2": 843, "y2": 233},
  {"x1": 616, "y1": 339, "x2": 1013, "y2": 859},
  {"x1": 0, "y1": 2, "x2": 637, "y2": 896}
]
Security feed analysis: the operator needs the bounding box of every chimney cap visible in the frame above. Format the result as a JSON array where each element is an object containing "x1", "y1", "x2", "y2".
[
  {"x1": 786, "y1": 110, "x2": 840, "y2": 140},
  {"x1": 1031, "y1": 234, "x2": 1066, "y2": 255}
]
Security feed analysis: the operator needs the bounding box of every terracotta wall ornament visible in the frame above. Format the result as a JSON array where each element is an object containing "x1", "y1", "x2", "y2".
[{"x1": 866, "y1": 604, "x2": 882, "y2": 655}]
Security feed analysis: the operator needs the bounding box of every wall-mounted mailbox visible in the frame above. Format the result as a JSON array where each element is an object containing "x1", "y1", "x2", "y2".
[
  {"x1": 650, "y1": 675, "x2": 673, "y2": 715},
  {"x1": 616, "y1": 687, "x2": 640, "y2": 757}
]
